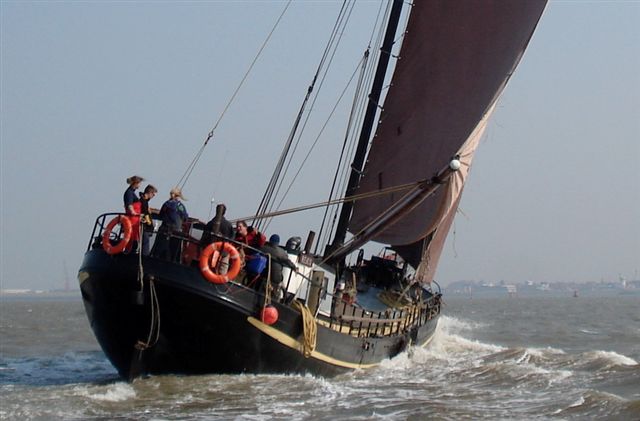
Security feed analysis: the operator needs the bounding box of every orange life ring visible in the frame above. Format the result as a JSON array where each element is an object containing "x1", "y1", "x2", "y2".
[
  {"x1": 102, "y1": 216, "x2": 133, "y2": 255},
  {"x1": 199, "y1": 242, "x2": 241, "y2": 284}
]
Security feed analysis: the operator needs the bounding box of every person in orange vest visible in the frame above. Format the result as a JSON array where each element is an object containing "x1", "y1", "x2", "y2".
[{"x1": 123, "y1": 175, "x2": 144, "y2": 251}]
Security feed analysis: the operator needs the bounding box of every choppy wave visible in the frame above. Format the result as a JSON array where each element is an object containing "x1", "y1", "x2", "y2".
[
  {"x1": 2, "y1": 299, "x2": 639, "y2": 420},
  {"x1": 581, "y1": 350, "x2": 637, "y2": 367},
  {"x1": 75, "y1": 382, "x2": 137, "y2": 402},
  {"x1": 364, "y1": 314, "x2": 639, "y2": 420},
  {"x1": 0, "y1": 351, "x2": 117, "y2": 386}
]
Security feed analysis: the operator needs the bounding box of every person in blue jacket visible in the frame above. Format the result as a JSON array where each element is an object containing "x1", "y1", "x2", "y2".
[{"x1": 153, "y1": 187, "x2": 188, "y2": 261}]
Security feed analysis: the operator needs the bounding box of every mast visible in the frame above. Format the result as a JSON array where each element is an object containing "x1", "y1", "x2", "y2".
[{"x1": 328, "y1": 0, "x2": 405, "y2": 257}]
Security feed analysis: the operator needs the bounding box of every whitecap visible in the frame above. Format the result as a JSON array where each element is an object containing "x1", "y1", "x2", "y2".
[
  {"x1": 74, "y1": 382, "x2": 136, "y2": 402},
  {"x1": 427, "y1": 328, "x2": 505, "y2": 359},
  {"x1": 437, "y1": 315, "x2": 489, "y2": 333},
  {"x1": 523, "y1": 346, "x2": 566, "y2": 357},
  {"x1": 587, "y1": 350, "x2": 637, "y2": 366},
  {"x1": 552, "y1": 395, "x2": 585, "y2": 414},
  {"x1": 568, "y1": 395, "x2": 586, "y2": 408}
]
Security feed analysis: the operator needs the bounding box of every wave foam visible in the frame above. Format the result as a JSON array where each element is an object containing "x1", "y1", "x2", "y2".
[
  {"x1": 588, "y1": 350, "x2": 637, "y2": 366},
  {"x1": 75, "y1": 382, "x2": 136, "y2": 402},
  {"x1": 375, "y1": 317, "x2": 506, "y2": 374},
  {"x1": 425, "y1": 317, "x2": 505, "y2": 360}
]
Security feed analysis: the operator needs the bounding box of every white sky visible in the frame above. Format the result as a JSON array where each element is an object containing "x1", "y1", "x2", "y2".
[{"x1": 1, "y1": 1, "x2": 639, "y2": 290}]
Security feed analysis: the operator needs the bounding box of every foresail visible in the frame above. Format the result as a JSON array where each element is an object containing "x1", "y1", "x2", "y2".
[
  {"x1": 388, "y1": 103, "x2": 494, "y2": 273},
  {"x1": 413, "y1": 104, "x2": 495, "y2": 281},
  {"x1": 347, "y1": 0, "x2": 547, "y2": 275}
]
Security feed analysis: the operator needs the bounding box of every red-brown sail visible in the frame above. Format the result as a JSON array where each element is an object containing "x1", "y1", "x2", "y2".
[{"x1": 347, "y1": 0, "x2": 547, "y2": 278}]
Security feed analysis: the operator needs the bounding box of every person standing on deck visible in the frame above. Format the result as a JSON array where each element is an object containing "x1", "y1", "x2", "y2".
[
  {"x1": 260, "y1": 234, "x2": 297, "y2": 299},
  {"x1": 234, "y1": 220, "x2": 267, "y2": 285},
  {"x1": 123, "y1": 175, "x2": 144, "y2": 250},
  {"x1": 123, "y1": 175, "x2": 144, "y2": 215},
  {"x1": 137, "y1": 184, "x2": 158, "y2": 255},
  {"x1": 201, "y1": 203, "x2": 234, "y2": 247},
  {"x1": 235, "y1": 220, "x2": 265, "y2": 252},
  {"x1": 153, "y1": 188, "x2": 188, "y2": 262}
]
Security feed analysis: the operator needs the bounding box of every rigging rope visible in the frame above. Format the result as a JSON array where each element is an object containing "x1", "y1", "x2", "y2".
[
  {"x1": 135, "y1": 225, "x2": 160, "y2": 353},
  {"x1": 316, "y1": 50, "x2": 371, "y2": 253},
  {"x1": 230, "y1": 178, "x2": 421, "y2": 224},
  {"x1": 135, "y1": 278, "x2": 161, "y2": 352},
  {"x1": 259, "y1": 1, "x2": 358, "y2": 229},
  {"x1": 176, "y1": 0, "x2": 292, "y2": 190},
  {"x1": 264, "y1": 53, "x2": 368, "y2": 232},
  {"x1": 319, "y1": 1, "x2": 392, "y2": 251},
  {"x1": 254, "y1": 0, "x2": 354, "y2": 230},
  {"x1": 261, "y1": 0, "x2": 395, "y2": 239}
]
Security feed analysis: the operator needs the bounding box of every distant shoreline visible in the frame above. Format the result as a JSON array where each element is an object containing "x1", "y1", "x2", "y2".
[{"x1": 1, "y1": 290, "x2": 81, "y2": 301}]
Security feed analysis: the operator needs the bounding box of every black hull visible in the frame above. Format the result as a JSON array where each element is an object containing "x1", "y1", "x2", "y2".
[{"x1": 79, "y1": 250, "x2": 439, "y2": 379}]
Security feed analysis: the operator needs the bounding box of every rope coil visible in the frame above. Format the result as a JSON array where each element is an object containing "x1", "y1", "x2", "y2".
[{"x1": 293, "y1": 300, "x2": 317, "y2": 358}]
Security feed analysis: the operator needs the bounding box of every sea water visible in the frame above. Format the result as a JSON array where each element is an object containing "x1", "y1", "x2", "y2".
[{"x1": 1, "y1": 295, "x2": 638, "y2": 420}]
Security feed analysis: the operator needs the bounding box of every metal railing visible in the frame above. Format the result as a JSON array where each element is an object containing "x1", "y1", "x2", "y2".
[{"x1": 89, "y1": 212, "x2": 251, "y2": 259}]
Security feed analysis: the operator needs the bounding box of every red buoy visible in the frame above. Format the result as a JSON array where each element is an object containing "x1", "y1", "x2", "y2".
[{"x1": 261, "y1": 305, "x2": 279, "y2": 325}]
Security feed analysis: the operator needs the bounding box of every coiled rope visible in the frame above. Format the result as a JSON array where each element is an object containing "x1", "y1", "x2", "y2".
[{"x1": 293, "y1": 300, "x2": 317, "y2": 358}]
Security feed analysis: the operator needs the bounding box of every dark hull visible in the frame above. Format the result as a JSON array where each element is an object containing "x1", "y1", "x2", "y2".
[{"x1": 79, "y1": 249, "x2": 439, "y2": 380}]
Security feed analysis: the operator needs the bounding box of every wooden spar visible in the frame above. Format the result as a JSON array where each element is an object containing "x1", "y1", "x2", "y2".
[{"x1": 324, "y1": 160, "x2": 460, "y2": 264}]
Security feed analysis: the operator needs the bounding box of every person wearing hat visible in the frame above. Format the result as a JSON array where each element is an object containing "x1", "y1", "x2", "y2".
[
  {"x1": 259, "y1": 234, "x2": 297, "y2": 299},
  {"x1": 153, "y1": 187, "x2": 189, "y2": 261}
]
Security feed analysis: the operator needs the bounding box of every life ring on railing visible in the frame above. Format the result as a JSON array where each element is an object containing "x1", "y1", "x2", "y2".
[
  {"x1": 102, "y1": 216, "x2": 132, "y2": 255},
  {"x1": 199, "y1": 241, "x2": 242, "y2": 284}
]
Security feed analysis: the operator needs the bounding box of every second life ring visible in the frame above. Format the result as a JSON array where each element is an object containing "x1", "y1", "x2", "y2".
[
  {"x1": 199, "y1": 242, "x2": 242, "y2": 284},
  {"x1": 102, "y1": 216, "x2": 132, "y2": 255}
]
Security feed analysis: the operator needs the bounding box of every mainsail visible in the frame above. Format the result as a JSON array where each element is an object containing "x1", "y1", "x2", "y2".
[{"x1": 346, "y1": 0, "x2": 548, "y2": 280}]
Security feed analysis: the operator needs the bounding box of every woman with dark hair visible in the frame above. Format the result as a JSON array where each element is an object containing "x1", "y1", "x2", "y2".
[
  {"x1": 137, "y1": 184, "x2": 157, "y2": 255},
  {"x1": 123, "y1": 175, "x2": 144, "y2": 215},
  {"x1": 123, "y1": 175, "x2": 144, "y2": 251}
]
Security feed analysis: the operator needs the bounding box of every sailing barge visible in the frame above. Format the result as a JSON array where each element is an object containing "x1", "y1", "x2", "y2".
[{"x1": 79, "y1": 0, "x2": 547, "y2": 379}]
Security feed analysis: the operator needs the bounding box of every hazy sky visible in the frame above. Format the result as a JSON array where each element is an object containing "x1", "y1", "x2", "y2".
[{"x1": 1, "y1": 1, "x2": 638, "y2": 291}]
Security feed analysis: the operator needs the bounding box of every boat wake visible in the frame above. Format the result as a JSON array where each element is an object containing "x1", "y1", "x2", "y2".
[
  {"x1": 350, "y1": 314, "x2": 640, "y2": 419},
  {"x1": 385, "y1": 315, "x2": 637, "y2": 373}
]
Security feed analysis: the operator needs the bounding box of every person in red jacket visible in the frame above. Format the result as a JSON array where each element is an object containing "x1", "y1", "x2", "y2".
[
  {"x1": 235, "y1": 220, "x2": 266, "y2": 251},
  {"x1": 234, "y1": 220, "x2": 267, "y2": 285}
]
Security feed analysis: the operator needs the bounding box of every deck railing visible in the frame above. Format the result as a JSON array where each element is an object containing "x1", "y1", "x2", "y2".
[
  {"x1": 89, "y1": 213, "x2": 441, "y2": 339},
  {"x1": 325, "y1": 292, "x2": 441, "y2": 338},
  {"x1": 89, "y1": 212, "x2": 253, "y2": 261}
]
